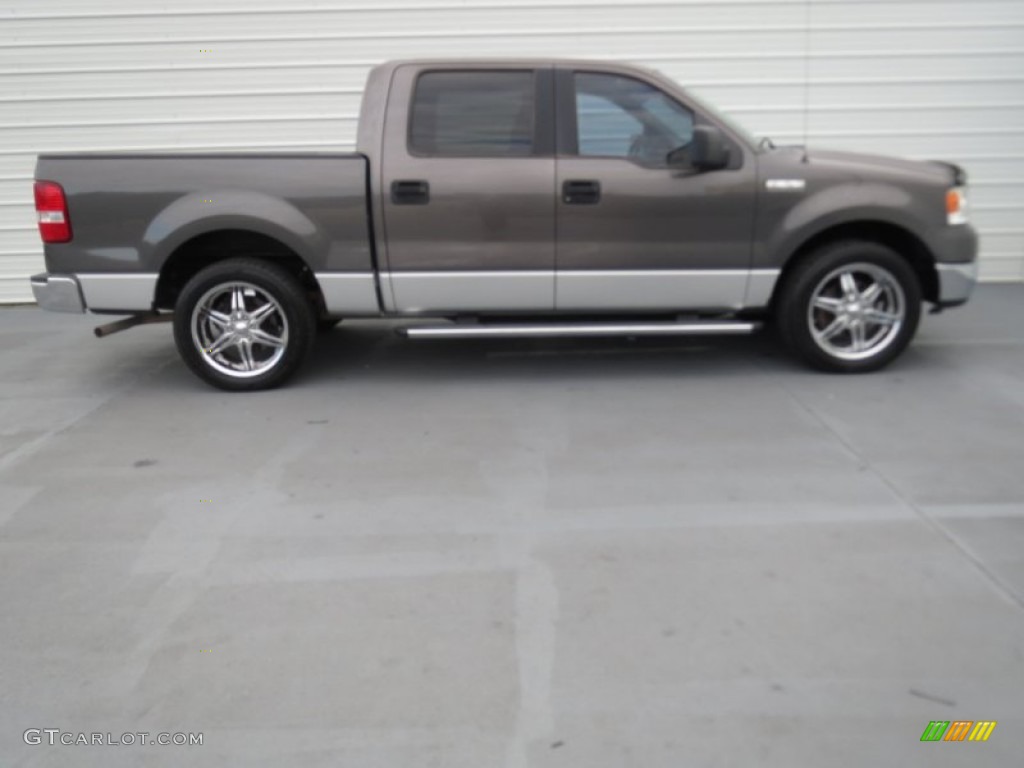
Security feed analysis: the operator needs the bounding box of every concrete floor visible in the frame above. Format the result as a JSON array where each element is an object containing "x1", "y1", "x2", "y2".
[{"x1": 1, "y1": 284, "x2": 1023, "y2": 767}]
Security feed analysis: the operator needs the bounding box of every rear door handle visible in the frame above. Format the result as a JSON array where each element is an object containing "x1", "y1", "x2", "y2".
[
  {"x1": 391, "y1": 180, "x2": 430, "y2": 205},
  {"x1": 562, "y1": 180, "x2": 601, "y2": 205}
]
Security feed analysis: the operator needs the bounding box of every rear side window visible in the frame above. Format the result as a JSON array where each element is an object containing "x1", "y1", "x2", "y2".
[{"x1": 410, "y1": 71, "x2": 535, "y2": 157}]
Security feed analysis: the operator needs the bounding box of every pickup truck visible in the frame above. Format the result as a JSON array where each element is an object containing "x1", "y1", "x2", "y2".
[{"x1": 31, "y1": 59, "x2": 978, "y2": 391}]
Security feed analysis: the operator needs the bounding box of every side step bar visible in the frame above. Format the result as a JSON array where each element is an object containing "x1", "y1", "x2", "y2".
[{"x1": 402, "y1": 320, "x2": 761, "y2": 339}]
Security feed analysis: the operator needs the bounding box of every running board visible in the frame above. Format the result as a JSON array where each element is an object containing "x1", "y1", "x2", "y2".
[{"x1": 402, "y1": 320, "x2": 761, "y2": 339}]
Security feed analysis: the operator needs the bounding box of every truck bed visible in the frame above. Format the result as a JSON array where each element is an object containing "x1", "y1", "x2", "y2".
[{"x1": 35, "y1": 153, "x2": 374, "y2": 279}]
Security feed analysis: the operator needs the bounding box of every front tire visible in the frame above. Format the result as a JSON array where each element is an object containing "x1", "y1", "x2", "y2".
[
  {"x1": 173, "y1": 258, "x2": 316, "y2": 391},
  {"x1": 776, "y1": 240, "x2": 922, "y2": 373}
]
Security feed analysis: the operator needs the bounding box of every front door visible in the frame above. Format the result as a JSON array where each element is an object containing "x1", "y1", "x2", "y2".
[
  {"x1": 554, "y1": 69, "x2": 758, "y2": 311},
  {"x1": 380, "y1": 65, "x2": 556, "y2": 313}
]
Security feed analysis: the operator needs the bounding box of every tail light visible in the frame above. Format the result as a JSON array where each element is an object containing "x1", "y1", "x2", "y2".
[{"x1": 34, "y1": 180, "x2": 72, "y2": 243}]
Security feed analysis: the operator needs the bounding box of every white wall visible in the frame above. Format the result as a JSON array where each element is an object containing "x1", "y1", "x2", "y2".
[{"x1": 2, "y1": 0, "x2": 1022, "y2": 302}]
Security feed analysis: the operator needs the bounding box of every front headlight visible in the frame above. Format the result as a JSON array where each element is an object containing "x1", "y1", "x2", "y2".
[{"x1": 946, "y1": 186, "x2": 969, "y2": 226}]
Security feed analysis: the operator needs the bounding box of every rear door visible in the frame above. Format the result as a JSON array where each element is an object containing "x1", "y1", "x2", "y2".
[
  {"x1": 380, "y1": 65, "x2": 556, "y2": 313},
  {"x1": 554, "y1": 68, "x2": 758, "y2": 311}
]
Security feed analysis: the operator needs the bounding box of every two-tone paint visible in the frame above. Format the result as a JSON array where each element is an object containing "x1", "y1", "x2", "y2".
[{"x1": 31, "y1": 58, "x2": 977, "y2": 318}]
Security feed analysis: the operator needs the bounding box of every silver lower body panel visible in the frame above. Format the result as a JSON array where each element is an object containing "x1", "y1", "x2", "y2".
[
  {"x1": 77, "y1": 273, "x2": 158, "y2": 311},
  {"x1": 744, "y1": 269, "x2": 782, "y2": 308},
  {"x1": 32, "y1": 272, "x2": 158, "y2": 313},
  {"x1": 316, "y1": 273, "x2": 381, "y2": 316},
  {"x1": 384, "y1": 271, "x2": 554, "y2": 313},
  {"x1": 31, "y1": 267, "x2": 784, "y2": 318},
  {"x1": 556, "y1": 269, "x2": 779, "y2": 311},
  {"x1": 379, "y1": 269, "x2": 779, "y2": 314},
  {"x1": 30, "y1": 273, "x2": 86, "y2": 313},
  {"x1": 936, "y1": 261, "x2": 978, "y2": 304}
]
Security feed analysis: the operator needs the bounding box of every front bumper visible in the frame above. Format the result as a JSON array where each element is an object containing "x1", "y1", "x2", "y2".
[
  {"x1": 30, "y1": 273, "x2": 85, "y2": 313},
  {"x1": 935, "y1": 261, "x2": 978, "y2": 307}
]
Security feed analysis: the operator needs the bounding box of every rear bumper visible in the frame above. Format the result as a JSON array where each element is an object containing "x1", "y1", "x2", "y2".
[
  {"x1": 31, "y1": 273, "x2": 85, "y2": 313},
  {"x1": 935, "y1": 261, "x2": 978, "y2": 307},
  {"x1": 30, "y1": 272, "x2": 157, "y2": 313}
]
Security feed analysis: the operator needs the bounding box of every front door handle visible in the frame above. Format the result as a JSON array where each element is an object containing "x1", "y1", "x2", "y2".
[
  {"x1": 391, "y1": 180, "x2": 430, "y2": 205},
  {"x1": 562, "y1": 180, "x2": 601, "y2": 205}
]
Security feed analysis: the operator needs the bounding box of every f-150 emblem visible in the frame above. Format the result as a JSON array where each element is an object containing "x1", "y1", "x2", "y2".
[{"x1": 765, "y1": 179, "x2": 806, "y2": 191}]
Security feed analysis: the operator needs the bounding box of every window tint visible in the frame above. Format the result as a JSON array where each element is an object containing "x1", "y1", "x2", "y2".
[
  {"x1": 410, "y1": 71, "x2": 535, "y2": 157},
  {"x1": 575, "y1": 73, "x2": 694, "y2": 166},
  {"x1": 576, "y1": 93, "x2": 643, "y2": 157}
]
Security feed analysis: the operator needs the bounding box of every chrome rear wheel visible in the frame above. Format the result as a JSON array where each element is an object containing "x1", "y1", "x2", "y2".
[
  {"x1": 192, "y1": 282, "x2": 289, "y2": 379},
  {"x1": 174, "y1": 258, "x2": 316, "y2": 391}
]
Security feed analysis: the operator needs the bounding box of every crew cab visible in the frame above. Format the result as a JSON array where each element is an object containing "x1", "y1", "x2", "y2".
[{"x1": 31, "y1": 59, "x2": 979, "y2": 390}]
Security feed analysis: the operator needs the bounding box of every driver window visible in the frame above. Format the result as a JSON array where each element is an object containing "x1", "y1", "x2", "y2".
[{"x1": 574, "y1": 72, "x2": 694, "y2": 166}]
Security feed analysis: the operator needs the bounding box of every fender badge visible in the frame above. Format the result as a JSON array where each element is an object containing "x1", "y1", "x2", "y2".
[{"x1": 766, "y1": 179, "x2": 806, "y2": 191}]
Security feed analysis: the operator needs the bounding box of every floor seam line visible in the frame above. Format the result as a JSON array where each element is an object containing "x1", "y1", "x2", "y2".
[
  {"x1": 0, "y1": 354, "x2": 177, "y2": 478},
  {"x1": 779, "y1": 378, "x2": 1024, "y2": 612}
]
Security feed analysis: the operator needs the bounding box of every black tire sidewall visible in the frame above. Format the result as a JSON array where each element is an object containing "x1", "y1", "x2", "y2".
[
  {"x1": 173, "y1": 259, "x2": 315, "y2": 391},
  {"x1": 777, "y1": 241, "x2": 922, "y2": 373},
  {"x1": 317, "y1": 317, "x2": 343, "y2": 333}
]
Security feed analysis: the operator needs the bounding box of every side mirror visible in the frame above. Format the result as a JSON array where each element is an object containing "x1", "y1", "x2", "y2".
[{"x1": 688, "y1": 125, "x2": 730, "y2": 171}]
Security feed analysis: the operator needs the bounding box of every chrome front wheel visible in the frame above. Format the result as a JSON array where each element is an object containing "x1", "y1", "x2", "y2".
[
  {"x1": 776, "y1": 240, "x2": 922, "y2": 373},
  {"x1": 808, "y1": 262, "x2": 905, "y2": 362}
]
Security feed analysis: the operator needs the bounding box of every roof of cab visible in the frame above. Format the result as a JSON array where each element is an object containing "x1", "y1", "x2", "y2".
[{"x1": 370, "y1": 58, "x2": 663, "y2": 78}]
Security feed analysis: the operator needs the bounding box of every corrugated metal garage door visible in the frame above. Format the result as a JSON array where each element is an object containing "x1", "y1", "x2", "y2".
[{"x1": 1, "y1": 0, "x2": 1022, "y2": 303}]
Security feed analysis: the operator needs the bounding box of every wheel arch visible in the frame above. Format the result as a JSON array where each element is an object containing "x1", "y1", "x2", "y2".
[
  {"x1": 770, "y1": 220, "x2": 939, "y2": 309},
  {"x1": 154, "y1": 229, "x2": 326, "y2": 316}
]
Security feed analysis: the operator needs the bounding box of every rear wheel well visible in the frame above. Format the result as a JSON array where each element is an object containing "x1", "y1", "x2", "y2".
[
  {"x1": 773, "y1": 222, "x2": 939, "y2": 307},
  {"x1": 155, "y1": 230, "x2": 325, "y2": 315}
]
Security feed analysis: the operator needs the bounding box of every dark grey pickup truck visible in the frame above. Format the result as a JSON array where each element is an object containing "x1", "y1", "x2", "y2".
[{"x1": 31, "y1": 59, "x2": 978, "y2": 390}]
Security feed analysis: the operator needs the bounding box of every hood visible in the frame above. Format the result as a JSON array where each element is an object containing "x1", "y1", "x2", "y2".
[{"x1": 793, "y1": 147, "x2": 962, "y2": 187}]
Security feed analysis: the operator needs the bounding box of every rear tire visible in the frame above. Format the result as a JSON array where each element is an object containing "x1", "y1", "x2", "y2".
[
  {"x1": 317, "y1": 317, "x2": 343, "y2": 333},
  {"x1": 776, "y1": 240, "x2": 922, "y2": 373},
  {"x1": 173, "y1": 258, "x2": 316, "y2": 391}
]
